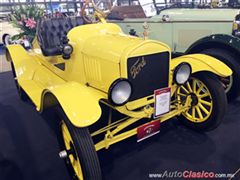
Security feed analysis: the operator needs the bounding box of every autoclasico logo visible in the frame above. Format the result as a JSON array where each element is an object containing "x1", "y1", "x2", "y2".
[
  {"x1": 183, "y1": 171, "x2": 215, "y2": 178},
  {"x1": 148, "y1": 170, "x2": 235, "y2": 178}
]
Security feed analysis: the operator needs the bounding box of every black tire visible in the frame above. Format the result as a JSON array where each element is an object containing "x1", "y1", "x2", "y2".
[
  {"x1": 10, "y1": 62, "x2": 28, "y2": 101},
  {"x1": 2, "y1": 33, "x2": 11, "y2": 45},
  {"x1": 178, "y1": 72, "x2": 227, "y2": 131},
  {"x1": 57, "y1": 109, "x2": 102, "y2": 180},
  {"x1": 201, "y1": 48, "x2": 240, "y2": 101}
]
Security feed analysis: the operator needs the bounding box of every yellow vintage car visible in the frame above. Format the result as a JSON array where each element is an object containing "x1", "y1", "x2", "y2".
[{"x1": 5, "y1": 4, "x2": 232, "y2": 180}]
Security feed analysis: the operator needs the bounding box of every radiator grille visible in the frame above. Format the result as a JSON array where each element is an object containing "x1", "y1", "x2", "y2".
[{"x1": 127, "y1": 52, "x2": 169, "y2": 101}]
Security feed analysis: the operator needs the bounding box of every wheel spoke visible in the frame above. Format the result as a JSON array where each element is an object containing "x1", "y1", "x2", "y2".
[
  {"x1": 64, "y1": 137, "x2": 71, "y2": 146},
  {"x1": 178, "y1": 93, "x2": 187, "y2": 97},
  {"x1": 62, "y1": 124, "x2": 73, "y2": 151},
  {"x1": 199, "y1": 93, "x2": 209, "y2": 98},
  {"x1": 199, "y1": 103, "x2": 210, "y2": 115},
  {"x1": 199, "y1": 99, "x2": 212, "y2": 107},
  {"x1": 192, "y1": 107, "x2": 196, "y2": 120},
  {"x1": 196, "y1": 106, "x2": 203, "y2": 119},
  {"x1": 187, "y1": 82, "x2": 193, "y2": 92},
  {"x1": 62, "y1": 128, "x2": 70, "y2": 141},
  {"x1": 196, "y1": 83, "x2": 204, "y2": 94},
  {"x1": 221, "y1": 82, "x2": 227, "y2": 89},
  {"x1": 192, "y1": 80, "x2": 197, "y2": 93},
  {"x1": 220, "y1": 77, "x2": 230, "y2": 84},
  {"x1": 181, "y1": 86, "x2": 189, "y2": 94}
]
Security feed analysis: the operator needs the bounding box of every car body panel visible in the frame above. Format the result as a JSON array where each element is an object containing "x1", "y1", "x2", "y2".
[
  {"x1": 152, "y1": 9, "x2": 239, "y2": 22},
  {"x1": 171, "y1": 54, "x2": 232, "y2": 77},
  {"x1": 112, "y1": 8, "x2": 239, "y2": 53},
  {"x1": 7, "y1": 44, "x2": 105, "y2": 127},
  {"x1": 66, "y1": 23, "x2": 170, "y2": 92},
  {"x1": 41, "y1": 82, "x2": 104, "y2": 127}
]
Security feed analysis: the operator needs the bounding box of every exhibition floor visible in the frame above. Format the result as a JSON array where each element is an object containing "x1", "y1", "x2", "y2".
[{"x1": 0, "y1": 71, "x2": 240, "y2": 180}]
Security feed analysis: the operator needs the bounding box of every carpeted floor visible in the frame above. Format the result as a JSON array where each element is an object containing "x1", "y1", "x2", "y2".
[{"x1": 0, "y1": 71, "x2": 239, "y2": 180}]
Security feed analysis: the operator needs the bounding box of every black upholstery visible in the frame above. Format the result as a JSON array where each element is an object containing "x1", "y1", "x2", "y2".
[{"x1": 37, "y1": 17, "x2": 84, "y2": 56}]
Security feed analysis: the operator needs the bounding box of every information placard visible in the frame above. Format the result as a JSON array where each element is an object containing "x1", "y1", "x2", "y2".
[{"x1": 154, "y1": 87, "x2": 171, "y2": 118}]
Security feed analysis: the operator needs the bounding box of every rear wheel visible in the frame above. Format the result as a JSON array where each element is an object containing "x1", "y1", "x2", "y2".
[
  {"x1": 57, "y1": 110, "x2": 102, "y2": 180},
  {"x1": 177, "y1": 72, "x2": 227, "y2": 131},
  {"x1": 10, "y1": 62, "x2": 28, "y2": 101},
  {"x1": 201, "y1": 48, "x2": 240, "y2": 101}
]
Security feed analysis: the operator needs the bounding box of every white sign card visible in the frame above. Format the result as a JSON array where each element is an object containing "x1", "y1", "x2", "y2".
[
  {"x1": 138, "y1": 0, "x2": 157, "y2": 17},
  {"x1": 154, "y1": 87, "x2": 171, "y2": 118}
]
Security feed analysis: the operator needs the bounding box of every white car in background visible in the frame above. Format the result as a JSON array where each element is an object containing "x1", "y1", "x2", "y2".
[{"x1": 0, "y1": 21, "x2": 20, "y2": 45}]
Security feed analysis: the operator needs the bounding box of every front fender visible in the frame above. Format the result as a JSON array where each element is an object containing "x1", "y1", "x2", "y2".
[
  {"x1": 171, "y1": 54, "x2": 232, "y2": 77},
  {"x1": 186, "y1": 34, "x2": 240, "y2": 55},
  {"x1": 41, "y1": 82, "x2": 104, "y2": 127}
]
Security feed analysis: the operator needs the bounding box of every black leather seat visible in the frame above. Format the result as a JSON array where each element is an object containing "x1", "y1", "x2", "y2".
[{"x1": 37, "y1": 17, "x2": 84, "y2": 56}]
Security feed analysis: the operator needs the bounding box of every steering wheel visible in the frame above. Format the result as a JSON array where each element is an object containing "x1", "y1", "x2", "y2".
[{"x1": 81, "y1": 0, "x2": 114, "y2": 23}]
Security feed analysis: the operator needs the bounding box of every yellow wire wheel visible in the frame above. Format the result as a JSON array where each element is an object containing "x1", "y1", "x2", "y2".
[
  {"x1": 177, "y1": 77, "x2": 213, "y2": 123},
  {"x1": 57, "y1": 109, "x2": 102, "y2": 180},
  {"x1": 177, "y1": 73, "x2": 227, "y2": 131},
  {"x1": 61, "y1": 121, "x2": 84, "y2": 179}
]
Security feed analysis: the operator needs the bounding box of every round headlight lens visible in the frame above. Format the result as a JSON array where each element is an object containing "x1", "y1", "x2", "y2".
[
  {"x1": 174, "y1": 63, "x2": 191, "y2": 85},
  {"x1": 109, "y1": 79, "x2": 132, "y2": 106}
]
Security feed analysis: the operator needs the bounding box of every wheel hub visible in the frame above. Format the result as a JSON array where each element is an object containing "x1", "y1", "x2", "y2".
[
  {"x1": 190, "y1": 93, "x2": 198, "y2": 106},
  {"x1": 59, "y1": 142, "x2": 77, "y2": 160}
]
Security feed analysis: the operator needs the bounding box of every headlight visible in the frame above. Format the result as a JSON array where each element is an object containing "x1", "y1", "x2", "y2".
[
  {"x1": 173, "y1": 63, "x2": 192, "y2": 85},
  {"x1": 108, "y1": 78, "x2": 132, "y2": 106}
]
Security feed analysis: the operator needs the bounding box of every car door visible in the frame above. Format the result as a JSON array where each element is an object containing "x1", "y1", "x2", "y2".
[{"x1": 168, "y1": 9, "x2": 236, "y2": 53}]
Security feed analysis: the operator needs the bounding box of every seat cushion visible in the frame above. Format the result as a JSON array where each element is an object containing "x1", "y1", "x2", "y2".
[{"x1": 37, "y1": 17, "x2": 84, "y2": 56}]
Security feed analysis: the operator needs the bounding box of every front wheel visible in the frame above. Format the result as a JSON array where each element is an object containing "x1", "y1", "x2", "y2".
[
  {"x1": 177, "y1": 72, "x2": 227, "y2": 131},
  {"x1": 57, "y1": 110, "x2": 102, "y2": 180}
]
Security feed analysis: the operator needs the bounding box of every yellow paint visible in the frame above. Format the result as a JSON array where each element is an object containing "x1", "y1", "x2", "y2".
[
  {"x1": 171, "y1": 54, "x2": 232, "y2": 77},
  {"x1": 5, "y1": 5, "x2": 234, "y2": 175},
  {"x1": 6, "y1": 22, "x2": 231, "y2": 131},
  {"x1": 41, "y1": 82, "x2": 104, "y2": 127},
  {"x1": 94, "y1": 95, "x2": 193, "y2": 151}
]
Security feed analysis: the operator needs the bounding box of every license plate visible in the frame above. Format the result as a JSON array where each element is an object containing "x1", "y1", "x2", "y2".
[
  {"x1": 154, "y1": 87, "x2": 171, "y2": 118},
  {"x1": 137, "y1": 120, "x2": 160, "y2": 142}
]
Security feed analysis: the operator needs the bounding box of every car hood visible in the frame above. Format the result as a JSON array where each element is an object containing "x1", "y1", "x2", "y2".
[
  {"x1": 153, "y1": 8, "x2": 239, "y2": 22},
  {"x1": 68, "y1": 23, "x2": 170, "y2": 63}
]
